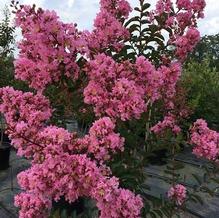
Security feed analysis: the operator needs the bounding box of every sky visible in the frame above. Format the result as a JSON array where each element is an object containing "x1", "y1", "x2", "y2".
[{"x1": 0, "y1": 0, "x2": 219, "y2": 36}]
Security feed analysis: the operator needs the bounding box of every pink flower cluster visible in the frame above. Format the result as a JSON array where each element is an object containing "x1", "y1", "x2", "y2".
[
  {"x1": 190, "y1": 119, "x2": 219, "y2": 161},
  {"x1": 17, "y1": 154, "x2": 143, "y2": 218},
  {"x1": 14, "y1": 5, "x2": 85, "y2": 91},
  {"x1": 152, "y1": 0, "x2": 205, "y2": 61},
  {"x1": 14, "y1": 193, "x2": 51, "y2": 218},
  {"x1": 157, "y1": 62, "x2": 182, "y2": 101},
  {"x1": 191, "y1": 0, "x2": 206, "y2": 16},
  {"x1": 0, "y1": 89, "x2": 124, "y2": 163},
  {"x1": 167, "y1": 184, "x2": 187, "y2": 205},
  {"x1": 34, "y1": 126, "x2": 77, "y2": 162},
  {"x1": 151, "y1": 113, "x2": 181, "y2": 135},
  {"x1": 0, "y1": 87, "x2": 52, "y2": 158},
  {"x1": 175, "y1": 27, "x2": 200, "y2": 61},
  {"x1": 135, "y1": 56, "x2": 162, "y2": 102},
  {"x1": 0, "y1": 87, "x2": 142, "y2": 217},
  {"x1": 79, "y1": 117, "x2": 124, "y2": 161},
  {"x1": 84, "y1": 54, "x2": 182, "y2": 121},
  {"x1": 176, "y1": 0, "x2": 206, "y2": 13},
  {"x1": 84, "y1": 54, "x2": 147, "y2": 120},
  {"x1": 84, "y1": 0, "x2": 131, "y2": 55},
  {"x1": 100, "y1": 0, "x2": 131, "y2": 18},
  {"x1": 176, "y1": 0, "x2": 192, "y2": 10},
  {"x1": 155, "y1": 0, "x2": 173, "y2": 14}
]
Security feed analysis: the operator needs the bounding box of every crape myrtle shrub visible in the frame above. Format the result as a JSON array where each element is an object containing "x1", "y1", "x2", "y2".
[{"x1": 0, "y1": 0, "x2": 219, "y2": 218}]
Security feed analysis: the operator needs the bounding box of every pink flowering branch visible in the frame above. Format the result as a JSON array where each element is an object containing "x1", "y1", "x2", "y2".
[{"x1": 190, "y1": 119, "x2": 219, "y2": 161}]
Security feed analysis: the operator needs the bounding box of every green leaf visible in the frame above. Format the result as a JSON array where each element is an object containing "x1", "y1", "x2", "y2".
[
  {"x1": 124, "y1": 16, "x2": 140, "y2": 27},
  {"x1": 134, "y1": 7, "x2": 141, "y2": 12},
  {"x1": 140, "y1": 19, "x2": 150, "y2": 25},
  {"x1": 142, "y1": 3, "x2": 151, "y2": 12},
  {"x1": 141, "y1": 11, "x2": 150, "y2": 18},
  {"x1": 50, "y1": 209, "x2": 60, "y2": 218},
  {"x1": 129, "y1": 24, "x2": 140, "y2": 32},
  {"x1": 148, "y1": 24, "x2": 159, "y2": 33}
]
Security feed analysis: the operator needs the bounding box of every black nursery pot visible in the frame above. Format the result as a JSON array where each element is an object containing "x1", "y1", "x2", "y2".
[
  {"x1": 0, "y1": 142, "x2": 11, "y2": 170},
  {"x1": 53, "y1": 197, "x2": 85, "y2": 215}
]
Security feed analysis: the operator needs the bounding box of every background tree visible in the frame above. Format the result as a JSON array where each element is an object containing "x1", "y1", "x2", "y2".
[
  {"x1": 188, "y1": 34, "x2": 219, "y2": 71},
  {"x1": 0, "y1": 5, "x2": 28, "y2": 91},
  {"x1": 0, "y1": 6, "x2": 15, "y2": 88},
  {"x1": 182, "y1": 58, "x2": 219, "y2": 130}
]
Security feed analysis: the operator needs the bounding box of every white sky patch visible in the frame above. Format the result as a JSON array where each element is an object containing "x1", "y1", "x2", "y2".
[
  {"x1": 22, "y1": 0, "x2": 45, "y2": 7},
  {"x1": 67, "y1": 0, "x2": 75, "y2": 7}
]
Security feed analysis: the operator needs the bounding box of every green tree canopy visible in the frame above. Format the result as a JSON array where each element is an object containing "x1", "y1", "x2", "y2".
[{"x1": 189, "y1": 34, "x2": 219, "y2": 70}]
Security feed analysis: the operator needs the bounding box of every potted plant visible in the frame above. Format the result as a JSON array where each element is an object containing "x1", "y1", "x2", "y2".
[{"x1": 0, "y1": 114, "x2": 11, "y2": 170}]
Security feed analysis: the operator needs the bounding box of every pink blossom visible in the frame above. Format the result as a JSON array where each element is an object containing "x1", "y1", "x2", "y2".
[
  {"x1": 176, "y1": 0, "x2": 192, "y2": 10},
  {"x1": 151, "y1": 0, "x2": 205, "y2": 61},
  {"x1": 156, "y1": 0, "x2": 173, "y2": 14},
  {"x1": 84, "y1": 54, "x2": 149, "y2": 121},
  {"x1": 151, "y1": 113, "x2": 181, "y2": 135},
  {"x1": 100, "y1": 0, "x2": 132, "y2": 18},
  {"x1": 168, "y1": 184, "x2": 186, "y2": 205},
  {"x1": 14, "y1": 192, "x2": 51, "y2": 218},
  {"x1": 176, "y1": 11, "x2": 193, "y2": 29},
  {"x1": 190, "y1": 119, "x2": 219, "y2": 161},
  {"x1": 84, "y1": 0, "x2": 131, "y2": 56},
  {"x1": 0, "y1": 87, "x2": 52, "y2": 158},
  {"x1": 78, "y1": 117, "x2": 124, "y2": 161},
  {"x1": 192, "y1": 0, "x2": 206, "y2": 14},
  {"x1": 17, "y1": 154, "x2": 143, "y2": 218},
  {"x1": 175, "y1": 28, "x2": 200, "y2": 60},
  {"x1": 14, "y1": 5, "x2": 84, "y2": 91}
]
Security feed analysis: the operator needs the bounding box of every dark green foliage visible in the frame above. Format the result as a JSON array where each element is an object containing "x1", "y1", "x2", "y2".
[
  {"x1": 182, "y1": 59, "x2": 219, "y2": 130},
  {"x1": 0, "y1": 6, "x2": 15, "y2": 56},
  {"x1": 50, "y1": 198, "x2": 98, "y2": 218},
  {"x1": 0, "y1": 6, "x2": 28, "y2": 91},
  {"x1": 0, "y1": 6, "x2": 15, "y2": 88},
  {"x1": 189, "y1": 34, "x2": 219, "y2": 71},
  {"x1": 115, "y1": 0, "x2": 171, "y2": 65}
]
